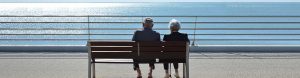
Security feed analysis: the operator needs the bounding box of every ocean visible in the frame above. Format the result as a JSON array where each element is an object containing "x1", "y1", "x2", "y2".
[{"x1": 0, "y1": 2, "x2": 300, "y2": 47}]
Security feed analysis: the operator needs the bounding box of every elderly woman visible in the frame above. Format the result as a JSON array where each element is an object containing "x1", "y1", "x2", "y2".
[{"x1": 163, "y1": 19, "x2": 189, "y2": 78}]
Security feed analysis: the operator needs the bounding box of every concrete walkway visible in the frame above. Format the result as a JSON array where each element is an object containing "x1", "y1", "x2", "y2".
[{"x1": 0, "y1": 52, "x2": 300, "y2": 78}]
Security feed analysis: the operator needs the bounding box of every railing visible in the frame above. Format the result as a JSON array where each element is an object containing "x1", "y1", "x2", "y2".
[{"x1": 1, "y1": 15, "x2": 300, "y2": 52}]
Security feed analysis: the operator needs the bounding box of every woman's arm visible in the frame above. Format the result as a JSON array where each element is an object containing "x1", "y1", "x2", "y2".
[{"x1": 185, "y1": 34, "x2": 190, "y2": 43}]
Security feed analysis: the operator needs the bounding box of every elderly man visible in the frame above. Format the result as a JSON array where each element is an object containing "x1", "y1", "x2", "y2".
[
  {"x1": 163, "y1": 19, "x2": 189, "y2": 78},
  {"x1": 132, "y1": 17, "x2": 160, "y2": 78}
]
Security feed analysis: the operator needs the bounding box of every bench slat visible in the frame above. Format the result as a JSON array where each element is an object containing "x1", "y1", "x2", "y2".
[
  {"x1": 92, "y1": 52, "x2": 136, "y2": 59},
  {"x1": 137, "y1": 42, "x2": 162, "y2": 47},
  {"x1": 139, "y1": 47, "x2": 163, "y2": 52},
  {"x1": 91, "y1": 47, "x2": 137, "y2": 51},
  {"x1": 90, "y1": 41, "x2": 136, "y2": 46},
  {"x1": 139, "y1": 52, "x2": 163, "y2": 56},
  {"x1": 163, "y1": 47, "x2": 186, "y2": 52},
  {"x1": 163, "y1": 41, "x2": 187, "y2": 47}
]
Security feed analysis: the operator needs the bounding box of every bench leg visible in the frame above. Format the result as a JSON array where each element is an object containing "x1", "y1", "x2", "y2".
[
  {"x1": 186, "y1": 63, "x2": 190, "y2": 78},
  {"x1": 88, "y1": 62, "x2": 91, "y2": 78},
  {"x1": 187, "y1": 63, "x2": 189, "y2": 78},
  {"x1": 169, "y1": 63, "x2": 172, "y2": 78},
  {"x1": 183, "y1": 63, "x2": 185, "y2": 78},
  {"x1": 88, "y1": 47, "x2": 92, "y2": 78},
  {"x1": 92, "y1": 63, "x2": 96, "y2": 78},
  {"x1": 183, "y1": 63, "x2": 189, "y2": 78}
]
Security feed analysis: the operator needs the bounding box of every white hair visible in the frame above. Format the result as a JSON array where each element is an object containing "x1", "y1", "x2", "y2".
[{"x1": 168, "y1": 19, "x2": 181, "y2": 30}]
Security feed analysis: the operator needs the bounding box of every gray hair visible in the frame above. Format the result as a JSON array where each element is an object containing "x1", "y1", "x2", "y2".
[
  {"x1": 143, "y1": 17, "x2": 153, "y2": 24},
  {"x1": 168, "y1": 19, "x2": 181, "y2": 30}
]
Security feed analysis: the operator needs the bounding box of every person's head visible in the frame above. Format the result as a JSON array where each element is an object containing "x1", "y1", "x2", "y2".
[
  {"x1": 142, "y1": 17, "x2": 154, "y2": 29},
  {"x1": 169, "y1": 19, "x2": 181, "y2": 32}
]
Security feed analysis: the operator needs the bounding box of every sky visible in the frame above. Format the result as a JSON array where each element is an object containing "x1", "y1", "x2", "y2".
[{"x1": 0, "y1": 0, "x2": 300, "y2": 2}]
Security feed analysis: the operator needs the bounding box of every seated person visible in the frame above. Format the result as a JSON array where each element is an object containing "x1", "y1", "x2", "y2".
[
  {"x1": 132, "y1": 17, "x2": 160, "y2": 78},
  {"x1": 163, "y1": 19, "x2": 189, "y2": 78}
]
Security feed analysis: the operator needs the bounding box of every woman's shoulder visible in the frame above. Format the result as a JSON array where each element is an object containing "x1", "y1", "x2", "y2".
[{"x1": 163, "y1": 34, "x2": 171, "y2": 38}]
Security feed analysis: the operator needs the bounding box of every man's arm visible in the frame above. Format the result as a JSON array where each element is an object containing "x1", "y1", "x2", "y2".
[
  {"x1": 163, "y1": 35, "x2": 166, "y2": 41},
  {"x1": 157, "y1": 32, "x2": 161, "y2": 41}
]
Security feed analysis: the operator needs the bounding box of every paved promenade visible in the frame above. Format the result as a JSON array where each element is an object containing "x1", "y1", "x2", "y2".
[{"x1": 0, "y1": 52, "x2": 300, "y2": 78}]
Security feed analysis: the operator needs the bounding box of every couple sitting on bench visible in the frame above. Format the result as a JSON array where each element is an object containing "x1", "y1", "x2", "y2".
[{"x1": 132, "y1": 17, "x2": 189, "y2": 78}]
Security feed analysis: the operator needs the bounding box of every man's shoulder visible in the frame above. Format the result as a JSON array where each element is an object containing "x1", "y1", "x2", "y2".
[
  {"x1": 134, "y1": 29, "x2": 160, "y2": 36},
  {"x1": 133, "y1": 29, "x2": 143, "y2": 34},
  {"x1": 152, "y1": 30, "x2": 160, "y2": 35},
  {"x1": 179, "y1": 32, "x2": 187, "y2": 35},
  {"x1": 135, "y1": 29, "x2": 143, "y2": 32},
  {"x1": 179, "y1": 32, "x2": 188, "y2": 36}
]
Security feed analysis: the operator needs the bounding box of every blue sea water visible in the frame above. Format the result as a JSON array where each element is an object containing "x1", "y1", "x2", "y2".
[{"x1": 1, "y1": 2, "x2": 300, "y2": 46}]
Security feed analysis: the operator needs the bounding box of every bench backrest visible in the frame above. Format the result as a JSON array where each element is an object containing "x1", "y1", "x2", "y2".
[
  {"x1": 88, "y1": 41, "x2": 137, "y2": 59},
  {"x1": 161, "y1": 41, "x2": 188, "y2": 63},
  {"x1": 88, "y1": 41, "x2": 188, "y2": 63}
]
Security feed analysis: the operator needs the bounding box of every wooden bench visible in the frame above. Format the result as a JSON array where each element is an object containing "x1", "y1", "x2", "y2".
[{"x1": 87, "y1": 41, "x2": 189, "y2": 78}]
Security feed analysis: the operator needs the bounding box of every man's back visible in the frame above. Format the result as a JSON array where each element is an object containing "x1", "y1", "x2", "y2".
[{"x1": 132, "y1": 28, "x2": 160, "y2": 41}]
